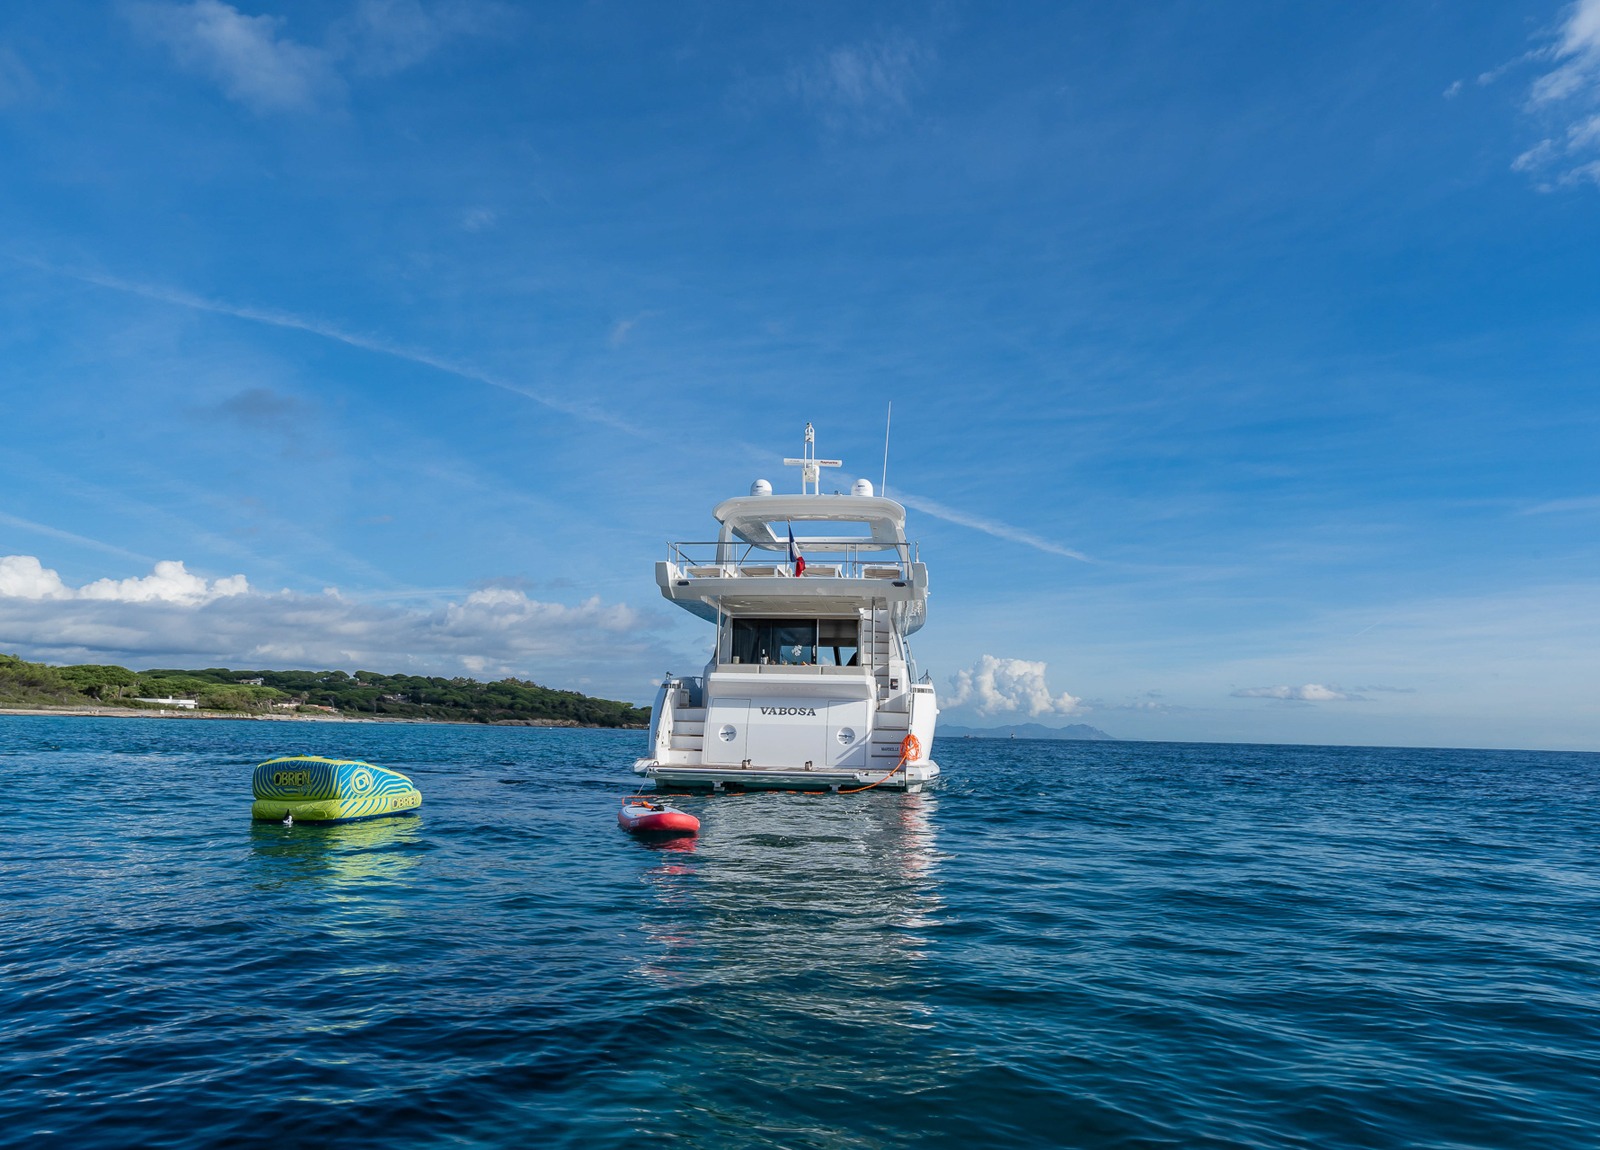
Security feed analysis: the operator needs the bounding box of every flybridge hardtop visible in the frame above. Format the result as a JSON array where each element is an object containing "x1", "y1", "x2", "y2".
[
  {"x1": 635, "y1": 424, "x2": 939, "y2": 793},
  {"x1": 713, "y1": 493, "x2": 909, "y2": 548}
]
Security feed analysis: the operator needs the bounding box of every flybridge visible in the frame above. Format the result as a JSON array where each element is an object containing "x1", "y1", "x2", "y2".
[{"x1": 656, "y1": 424, "x2": 928, "y2": 622}]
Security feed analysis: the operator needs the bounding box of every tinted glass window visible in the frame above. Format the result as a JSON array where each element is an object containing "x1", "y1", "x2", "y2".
[{"x1": 729, "y1": 618, "x2": 859, "y2": 666}]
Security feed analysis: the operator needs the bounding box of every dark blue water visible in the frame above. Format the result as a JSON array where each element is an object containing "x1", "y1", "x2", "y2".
[{"x1": 3, "y1": 717, "x2": 1598, "y2": 1149}]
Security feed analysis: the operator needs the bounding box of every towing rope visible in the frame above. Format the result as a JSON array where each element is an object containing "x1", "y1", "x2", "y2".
[{"x1": 838, "y1": 733, "x2": 921, "y2": 794}]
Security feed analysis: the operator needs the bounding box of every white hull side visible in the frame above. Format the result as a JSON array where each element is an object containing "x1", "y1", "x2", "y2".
[{"x1": 632, "y1": 757, "x2": 940, "y2": 792}]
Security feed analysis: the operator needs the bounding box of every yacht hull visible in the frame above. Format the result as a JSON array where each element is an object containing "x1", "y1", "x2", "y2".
[{"x1": 634, "y1": 757, "x2": 940, "y2": 793}]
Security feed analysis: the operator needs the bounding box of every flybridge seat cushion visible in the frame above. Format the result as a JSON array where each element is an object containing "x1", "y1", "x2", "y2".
[
  {"x1": 739, "y1": 565, "x2": 786, "y2": 577},
  {"x1": 863, "y1": 566, "x2": 903, "y2": 579},
  {"x1": 687, "y1": 566, "x2": 734, "y2": 577},
  {"x1": 801, "y1": 565, "x2": 841, "y2": 577},
  {"x1": 251, "y1": 756, "x2": 422, "y2": 823}
]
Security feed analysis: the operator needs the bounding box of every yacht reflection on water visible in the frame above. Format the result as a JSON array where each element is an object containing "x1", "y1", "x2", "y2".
[{"x1": 629, "y1": 791, "x2": 946, "y2": 1105}]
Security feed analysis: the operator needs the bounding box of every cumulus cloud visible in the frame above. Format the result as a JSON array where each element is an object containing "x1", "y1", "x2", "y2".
[
  {"x1": 0, "y1": 555, "x2": 246, "y2": 603},
  {"x1": 81, "y1": 561, "x2": 249, "y2": 604},
  {"x1": 948, "y1": 654, "x2": 1082, "y2": 717},
  {"x1": 0, "y1": 554, "x2": 661, "y2": 689},
  {"x1": 0, "y1": 556, "x2": 70, "y2": 599},
  {"x1": 126, "y1": 0, "x2": 339, "y2": 113},
  {"x1": 1231, "y1": 683, "x2": 1363, "y2": 702},
  {"x1": 1512, "y1": 0, "x2": 1600, "y2": 188},
  {"x1": 786, "y1": 33, "x2": 932, "y2": 132}
]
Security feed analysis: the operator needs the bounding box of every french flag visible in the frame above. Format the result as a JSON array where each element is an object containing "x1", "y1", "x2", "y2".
[{"x1": 787, "y1": 525, "x2": 806, "y2": 576}]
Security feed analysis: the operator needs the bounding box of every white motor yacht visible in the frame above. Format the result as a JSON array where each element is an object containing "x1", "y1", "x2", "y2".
[{"x1": 634, "y1": 425, "x2": 939, "y2": 792}]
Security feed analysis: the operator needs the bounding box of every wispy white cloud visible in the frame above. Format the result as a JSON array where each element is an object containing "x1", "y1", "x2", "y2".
[
  {"x1": 0, "y1": 553, "x2": 661, "y2": 686},
  {"x1": 125, "y1": 0, "x2": 506, "y2": 113},
  {"x1": 1511, "y1": 0, "x2": 1600, "y2": 187},
  {"x1": 125, "y1": 0, "x2": 339, "y2": 114},
  {"x1": 1232, "y1": 683, "x2": 1363, "y2": 702},
  {"x1": 1521, "y1": 493, "x2": 1600, "y2": 514},
  {"x1": 0, "y1": 43, "x2": 38, "y2": 108},
  {"x1": 896, "y1": 491, "x2": 1089, "y2": 561},
  {"x1": 1106, "y1": 692, "x2": 1186, "y2": 714},
  {"x1": 0, "y1": 447, "x2": 388, "y2": 592},
  {"x1": 0, "y1": 509, "x2": 155, "y2": 564},
  {"x1": 333, "y1": 0, "x2": 511, "y2": 76},
  {"x1": 786, "y1": 33, "x2": 932, "y2": 132},
  {"x1": 1534, "y1": 0, "x2": 1600, "y2": 101},
  {"x1": 606, "y1": 311, "x2": 661, "y2": 347},
  {"x1": 948, "y1": 654, "x2": 1082, "y2": 717},
  {"x1": 36, "y1": 262, "x2": 644, "y2": 436}
]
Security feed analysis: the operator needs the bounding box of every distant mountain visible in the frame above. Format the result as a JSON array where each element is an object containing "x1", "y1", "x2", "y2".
[{"x1": 939, "y1": 721, "x2": 1116, "y2": 741}]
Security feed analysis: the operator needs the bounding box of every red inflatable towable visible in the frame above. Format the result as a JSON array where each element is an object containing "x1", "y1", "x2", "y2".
[{"x1": 618, "y1": 798, "x2": 700, "y2": 836}]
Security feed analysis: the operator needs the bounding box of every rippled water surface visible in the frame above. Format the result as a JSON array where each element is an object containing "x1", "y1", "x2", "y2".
[{"x1": 3, "y1": 716, "x2": 1599, "y2": 1148}]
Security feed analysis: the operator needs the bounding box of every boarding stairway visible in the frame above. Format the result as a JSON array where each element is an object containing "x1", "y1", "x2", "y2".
[
  {"x1": 868, "y1": 610, "x2": 912, "y2": 767},
  {"x1": 669, "y1": 708, "x2": 706, "y2": 755}
]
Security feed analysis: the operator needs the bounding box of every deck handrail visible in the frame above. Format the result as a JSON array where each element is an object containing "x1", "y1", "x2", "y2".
[{"x1": 667, "y1": 539, "x2": 918, "y2": 579}]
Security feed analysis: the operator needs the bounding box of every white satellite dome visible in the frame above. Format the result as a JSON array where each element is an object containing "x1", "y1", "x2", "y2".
[
  {"x1": 851, "y1": 478, "x2": 874, "y2": 497},
  {"x1": 750, "y1": 479, "x2": 773, "y2": 496}
]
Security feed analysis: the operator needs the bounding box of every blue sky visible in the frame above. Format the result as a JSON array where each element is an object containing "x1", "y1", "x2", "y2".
[{"x1": 3, "y1": 1, "x2": 1599, "y2": 749}]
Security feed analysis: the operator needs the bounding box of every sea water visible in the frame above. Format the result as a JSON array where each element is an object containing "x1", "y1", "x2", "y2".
[{"x1": 2, "y1": 716, "x2": 1597, "y2": 1148}]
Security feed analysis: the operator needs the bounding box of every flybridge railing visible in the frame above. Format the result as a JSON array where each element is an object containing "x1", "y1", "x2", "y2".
[{"x1": 666, "y1": 540, "x2": 918, "y2": 580}]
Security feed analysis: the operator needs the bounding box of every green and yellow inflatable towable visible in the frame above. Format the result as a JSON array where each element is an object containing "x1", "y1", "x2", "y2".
[{"x1": 251, "y1": 756, "x2": 422, "y2": 823}]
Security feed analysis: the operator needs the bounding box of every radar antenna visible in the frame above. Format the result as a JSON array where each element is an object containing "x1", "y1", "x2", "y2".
[{"x1": 783, "y1": 422, "x2": 843, "y2": 494}]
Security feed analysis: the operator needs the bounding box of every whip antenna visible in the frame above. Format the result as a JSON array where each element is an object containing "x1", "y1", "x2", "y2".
[{"x1": 881, "y1": 402, "x2": 892, "y2": 498}]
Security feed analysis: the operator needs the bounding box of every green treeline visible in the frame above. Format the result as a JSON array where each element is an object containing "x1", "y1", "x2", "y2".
[{"x1": 0, "y1": 653, "x2": 650, "y2": 727}]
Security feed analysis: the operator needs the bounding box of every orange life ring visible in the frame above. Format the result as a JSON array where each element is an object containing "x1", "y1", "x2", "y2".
[{"x1": 900, "y1": 733, "x2": 921, "y2": 762}]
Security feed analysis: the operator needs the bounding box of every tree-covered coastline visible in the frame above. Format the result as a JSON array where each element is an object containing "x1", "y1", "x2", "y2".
[{"x1": 0, "y1": 654, "x2": 650, "y2": 727}]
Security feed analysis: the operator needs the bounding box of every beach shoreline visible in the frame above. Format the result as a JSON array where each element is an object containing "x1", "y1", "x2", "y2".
[{"x1": 0, "y1": 706, "x2": 644, "y2": 729}]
